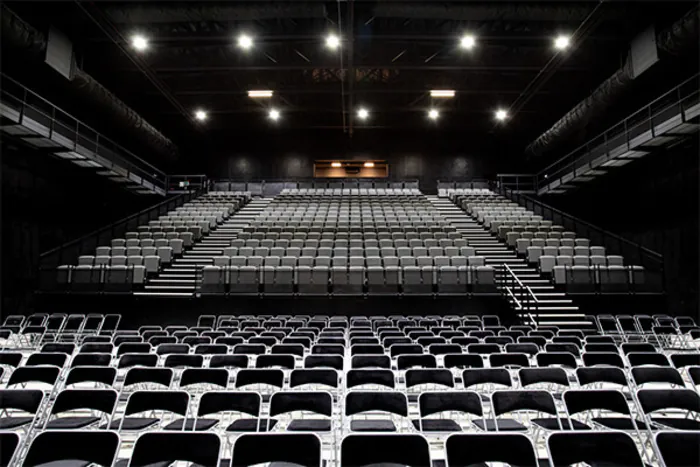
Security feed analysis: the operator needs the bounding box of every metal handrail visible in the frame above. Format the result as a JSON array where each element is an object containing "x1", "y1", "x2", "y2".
[
  {"x1": 538, "y1": 73, "x2": 699, "y2": 183},
  {"x1": 0, "y1": 73, "x2": 167, "y2": 192},
  {"x1": 504, "y1": 287, "x2": 522, "y2": 309},
  {"x1": 39, "y1": 190, "x2": 200, "y2": 267}
]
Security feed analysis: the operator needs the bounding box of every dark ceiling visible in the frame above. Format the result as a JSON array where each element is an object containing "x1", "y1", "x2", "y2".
[{"x1": 2, "y1": 1, "x2": 696, "y2": 153}]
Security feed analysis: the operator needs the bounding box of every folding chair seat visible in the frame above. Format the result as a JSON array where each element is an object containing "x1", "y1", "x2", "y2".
[
  {"x1": 0, "y1": 389, "x2": 43, "y2": 430},
  {"x1": 445, "y1": 433, "x2": 537, "y2": 466},
  {"x1": 104, "y1": 390, "x2": 188, "y2": 431},
  {"x1": 582, "y1": 352, "x2": 625, "y2": 368},
  {"x1": 637, "y1": 389, "x2": 700, "y2": 430},
  {"x1": 632, "y1": 367, "x2": 686, "y2": 388},
  {"x1": 473, "y1": 390, "x2": 564, "y2": 432},
  {"x1": 6, "y1": 366, "x2": 60, "y2": 389},
  {"x1": 128, "y1": 432, "x2": 221, "y2": 467},
  {"x1": 564, "y1": 389, "x2": 647, "y2": 431},
  {"x1": 627, "y1": 352, "x2": 671, "y2": 367},
  {"x1": 43, "y1": 389, "x2": 117, "y2": 430},
  {"x1": 269, "y1": 391, "x2": 333, "y2": 432},
  {"x1": 547, "y1": 432, "x2": 645, "y2": 466},
  {"x1": 536, "y1": 352, "x2": 578, "y2": 369},
  {"x1": 341, "y1": 434, "x2": 431, "y2": 467},
  {"x1": 64, "y1": 366, "x2": 117, "y2": 388},
  {"x1": 22, "y1": 431, "x2": 120, "y2": 467},
  {"x1": 489, "y1": 353, "x2": 530, "y2": 369},
  {"x1": 231, "y1": 433, "x2": 321, "y2": 467},
  {"x1": 345, "y1": 391, "x2": 409, "y2": 432}
]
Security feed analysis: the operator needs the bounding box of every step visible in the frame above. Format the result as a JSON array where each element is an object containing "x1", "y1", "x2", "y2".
[
  {"x1": 133, "y1": 292, "x2": 194, "y2": 297},
  {"x1": 532, "y1": 292, "x2": 568, "y2": 297},
  {"x1": 149, "y1": 279, "x2": 196, "y2": 284},
  {"x1": 144, "y1": 285, "x2": 197, "y2": 290},
  {"x1": 159, "y1": 274, "x2": 197, "y2": 279},
  {"x1": 178, "y1": 258, "x2": 214, "y2": 263}
]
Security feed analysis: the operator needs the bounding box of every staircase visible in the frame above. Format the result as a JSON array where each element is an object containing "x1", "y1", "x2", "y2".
[
  {"x1": 427, "y1": 196, "x2": 594, "y2": 330},
  {"x1": 134, "y1": 197, "x2": 273, "y2": 297}
]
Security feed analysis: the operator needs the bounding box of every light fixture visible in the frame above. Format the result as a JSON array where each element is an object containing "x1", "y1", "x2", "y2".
[
  {"x1": 364, "y1": 162, "x2": 375, "y2": 168},
  {"x1": 248, "y1": 90, "x2": 273, "y2": 98},
  {"x1": 194, "y1": 109, "x2": 208, "y2": 121},
  {"x1": 326, "y1": 33, "x2": 341, "y2": 50},
  {"x1": 268, "y1": 109, "x2": 280, "y2": 121},
  {"x1": 495, "y1": 109, "x2": 508, "y2": 121},
  {"x1": 357, "y1": 108, "x2": 369, "y2": 120},
  {"x1": 428, "y1": 109, "x2": 440, "y2": 120},
  {"x1": 554, "y1": 35, "x2": 570, "y2": 50},
  {"x1": 238, "y1": 34, "x2": 253, "y2": 50},
  {"x1": 131, "y1": 34, "x2": 149, "y2": 51},
  {"x1": 430, "y1": 90, "x2": 455, "y2": 98},
  {"x1": 460, "y1": 34, "x2": 476, "y2": 50},
  {"x1": 331, "y1": 162, "x2": 342, "y2": 167}
]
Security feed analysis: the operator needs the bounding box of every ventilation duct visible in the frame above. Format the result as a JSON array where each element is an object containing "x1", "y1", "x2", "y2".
[
  {"x1": 0, "y1": 6, "x2": 178, "y2": 159},
  {"x1": 526, "y1": 6, "x2": 700, "y2": 157}
]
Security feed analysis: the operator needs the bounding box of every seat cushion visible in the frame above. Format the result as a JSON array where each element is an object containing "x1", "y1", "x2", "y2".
[
  {"x1": 102, "y1": 417, "x2": 160, "y2": 430},
  {"x1": 472, "y1": 419, "x2": 526, "y2": 431},
  {"x1": 592, "y1": 417, "x2": 650, "y2": 431},
  {"x1": 46, "y1": 416, "x2": 100, "y2": 429},
  {"x1": 411, "y1": 419, "x2": 462, "y2": 432},
  {"x1": 287, "y1": 419, "x2": 331, "y2": 432},
  {"x1": 226, "y1": 418, "x2": 277, "y2": 432},
  {"x1": 532, "y1": 418, "x2": 590, "y2": 431},
  {"x1": 651, "y1": 417, "x2": 700, "y2": 430},
  {"x1": 164, "y1": 418, "x2": 218, "y2": 431},
  {"x1": 350, "y1": 419, "x2": 397, "y2": 432},
  {"x1": 0, "y1": 416, "x2": 34, "y2": 429}
]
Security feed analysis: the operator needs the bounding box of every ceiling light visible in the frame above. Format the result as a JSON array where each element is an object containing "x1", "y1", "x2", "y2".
[
  {"x1": 238, "y1": 34, "x2": 253, "y2": 50},
  {"x1": 430, "y1": 90, "x2": 455, "y2": 98},
  {"x1": 554, "y1": 35, "x2": 571, "y2": 50},
  {"x1": 495, "y1": 109, "x2": 508, "y2": 121},
  {"x1": 248, "y1": 90, "x2": 274, "y2": 98},
  {"x1": 364, "y1": 162, "x2": 375, "y2": 168},
  {"x1": 357, "y1": 108, "x2": 369, "y2": 120},
  {"x1": 268, "y1": 109, "x2": 280, "y2": 121},
  {"x1": 326, "y1": 33, "x2": 341, "y2": 50},
  {"x1": 131, "y1": 34, "x2": 149, "y2": 51},
  {"x1": 194, "y1": 109, "x2": 208, "y2": 121},
  {"x1": 428, "y1": 109, "x2": 440, "y2": 120},
  {"x1": 331, "y1": 162, "x2": 342, "y2": 168},
  {"x1": 460, "y1": 35, "x2": 476, "y2": 50}
]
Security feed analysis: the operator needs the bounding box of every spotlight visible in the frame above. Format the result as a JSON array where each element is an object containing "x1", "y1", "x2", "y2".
[
  {"x1": 357, "y1": 108, "x2": 369, "y2": 120},
  {"x1": 460, "y1": 35, "x2": 476, "y2": 50},
  {"x1": 428, "y1": 109, "x2": 440, "y2": 120},
  {"x1": 268, "y1": 109, "x2": 280, "y2": 121},
  {"x1": 331, "y1": 162, "x2": 342, "y2": 167},
  {"x1": 326, "y1": 33, "x2": 341, "y2": 50},
  {"x1": 248, "y1": 90, "x2": 274, "y2": 98},
  {"x1": 131, "y1": 34, "x2": 149, "y2": 51},
  {"x1": 495, "y1": 109, "x2": 508, "y2": 121},
  {"x1": 430, "y1": 90, "x2": 455, "y2": 98},
  {"x1": 364, "y1": 162, "x2": 375, "y2": 168},
  {"x1": 238, "y1": 34, "x2": 253, "y2": 50},
  {"x1": 554, "y1": 35, "x2": 570, "y2": 50},
  {"x1": 194, "y1": 109, "x2": 208, "y2": 121}
]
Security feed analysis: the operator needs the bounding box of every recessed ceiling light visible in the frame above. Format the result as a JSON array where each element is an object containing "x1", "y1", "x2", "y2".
[
  {"x1": 428, "y1": 109, "x2": 440, "y2": 120},
  {"x1": 331, "y1": 162, "x2": 342, "y2": 167},
  {"x1": 460, "y1": 34, "x2": 476, "y2": 50},
  {"x1": 194, "y1": 109, "x2": 208, "y2": 121},
  {"x1": 248, "y1": 90, "x2": 274, "y2": 98},
  {"x1": 364, "y1": 162, "x2": 375, "y2": 168},
  {"x1": 554, "y1": 35, "x2": 571, "y2": 50},
  {"x1": 495, "y1": 109, "x2": 508, "y2": 121},
  {"x1": 326, "y1": 33, "x2": 341, "y2": 50},
  {"x1": 430, "y1": 90, "x2": 455, "y2": 98},
  {"x1": 131, "y1": 34, "x2": 149, "y2": 51},
  {"x1": 268, "y1": 109, "x2": 280, "y2": 121},
  {"x1": 357, "y1": 108, "x2": 369, "y2": 120},
  {"x1": 238, "y1": 34, "x2": 253, "y2": 50}
]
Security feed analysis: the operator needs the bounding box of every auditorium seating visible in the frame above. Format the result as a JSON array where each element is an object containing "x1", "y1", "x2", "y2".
[
  {"x1": 447, "y1": 188, "x2": 646, "y2": 292},
  {"x1": 202, "y1": 188, "x2": 497, "y2": 295},
  {"x1": 1, "y1": 312, "x2": 699, "y2": 466},
  {"x1": 55, "y1": 192, "x2": 250, "y2": 290}
]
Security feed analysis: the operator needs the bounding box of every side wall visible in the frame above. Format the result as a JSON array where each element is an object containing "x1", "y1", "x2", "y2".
[
  {"x1": 1, "y1": 142, "x2": 156, "y2": 313},
  {"x1": 543, "y1": 139, "x2": 699, "y2": 319}
]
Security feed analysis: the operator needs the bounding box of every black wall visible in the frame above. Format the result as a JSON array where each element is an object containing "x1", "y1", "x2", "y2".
[
  {"x1": 543, "y1": 138, "x2": 699, "y2": 319},
  {"x1": 191, "y1": 130, "x2": 519, "y2": 193},
  {"x1": 1, "y1": 141, "x2": 156, "y2": 314}
]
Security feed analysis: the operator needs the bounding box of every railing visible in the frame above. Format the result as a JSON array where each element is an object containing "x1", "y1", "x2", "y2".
[
  {"x1": 537, "y1": 73, "x2": 699, "y2": 189},
  {"x1": 494, "y1": 183, "x2": 665, "y2": 291},
  {"x1": 494, "y1": 174, "x2": 537, "y2": 193},
  {"x1": 211, "y1": 179, "x2": 421, "y2": 196},
  {"x1": 39, "y1": 190, "x2": 200, "y2": 269},
  {"x1": 167, "y1": 175, "x2": 209, "y2": 194},
  {"x1": 0, "y1": 73, "x2": 167, "y2": 195},
  {"x1": 498, "y1": 264, "x2": 539, "y2": 324}
]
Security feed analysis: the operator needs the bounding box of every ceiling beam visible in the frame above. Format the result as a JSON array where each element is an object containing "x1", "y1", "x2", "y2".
[{"x1": 133, "y1": 65, "x2": 590, "y2": 73}]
